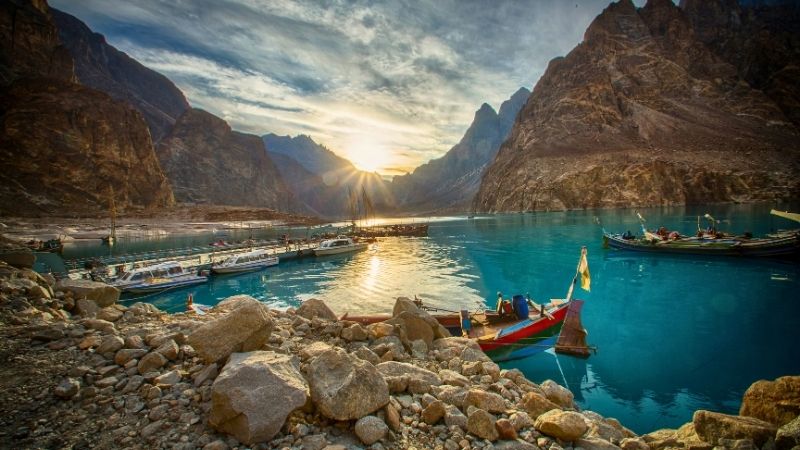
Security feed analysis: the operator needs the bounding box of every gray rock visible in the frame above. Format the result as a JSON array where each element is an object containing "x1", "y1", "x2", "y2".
[
  {"x1": 467, "y1": 408, "x2": 499, "y2": 441},
  {"x1": 75, "y1": 298, "x2": 100, "y2": 317},
  {"x1": 445, "y1": 404, "x2": 468, "y2": 429},
  {"x1": 192, "y1": 363, "x2": 219, "y2": 387},
  {"x1": 354, "y1": 415, "x2": 389, "y2": 445},
  {"x1": 56, "y1": 279, "x2": 120, "y2": 307},
  {"x1": 439, "y1": 369, "x2": 470, "y2": 387},
  {"x1": 137, "y1": 352, "x2": 168, "y2": 375},
  {"x1": 375, "y1": 361, "x2": 441, "y2": 394},
  {"x1": 154, "y1": 370, "x2": 182, "y2": 386},
  {"x1": 114, "y1": 348, "x2": 148, "y2": 366},
  {"x1": 341, "y1": 323, "x2": 368, "y2": 341},
  {"x1": 534, "y1": 410, "x2": 588, "y2": 442},
  {"x1": 464, "y1": 389, "x2": 508, "y2": 414},
  {"x1": 776, "y1": 415, "x2": 800, "y2": 450},
  {"x1": 541, "y1": 379, "x2": 574, "y2": 408},
  {"x1": 96, "y1": 335, "x2": 124, "y2": 354},
  {"x1": 296, "y1": 298, "x2": 337, "y2": 321},
  {"x1": 693, "y1": 410, "x2": 777, "y2": 448},
  {"x1": 307, "y1": 347, "x2": 389, "y2": 420},
  {"x1": 188, "y1": 295, "x2": 273, "y2": 363},
  {"x1": 96, "y1": 307, "x2": 123, "y2": 322},
  {"x1": 208, "y1": 351, "x2": 308, "y2": 444},
  {"x1": 54, "y1": 378, "x2": 80, "y2": 398}
]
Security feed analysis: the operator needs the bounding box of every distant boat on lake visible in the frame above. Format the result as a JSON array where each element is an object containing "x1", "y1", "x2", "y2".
[
  {"x1": 314, "y1": 236, "x2": 368, "y2": 256},
  {"x1": 212, "y1": 249, "x2": 278, "y2": 274}
]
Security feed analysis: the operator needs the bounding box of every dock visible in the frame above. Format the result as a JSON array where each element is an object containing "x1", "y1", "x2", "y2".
[{"x1": 62, "y1": 239, "x2": 320, "y2": 280}]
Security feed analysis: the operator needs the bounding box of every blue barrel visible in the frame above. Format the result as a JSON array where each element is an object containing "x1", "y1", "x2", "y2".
[{"x1": 512, "y1": 294, "x2": 528, "y2": 319}]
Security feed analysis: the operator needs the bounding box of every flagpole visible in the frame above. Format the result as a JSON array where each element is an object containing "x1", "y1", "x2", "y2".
[{"x1": 565, "y1": 246, "x2": 587, "y2": 301}]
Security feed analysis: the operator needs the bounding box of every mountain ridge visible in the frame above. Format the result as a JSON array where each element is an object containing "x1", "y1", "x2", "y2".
[{"x1": 473, "y1": 0, "x2": 799, "y2": 213}]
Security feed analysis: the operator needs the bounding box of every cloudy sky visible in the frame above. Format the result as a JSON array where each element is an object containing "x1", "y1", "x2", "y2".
[{"x1": 51, "y1": 0, "x2": 643, "y2": 176}]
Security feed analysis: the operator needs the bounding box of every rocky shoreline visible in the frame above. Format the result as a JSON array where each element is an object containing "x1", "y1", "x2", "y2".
[{"x1": 0, "y1": 260, "x2": 798, "y2": 450}]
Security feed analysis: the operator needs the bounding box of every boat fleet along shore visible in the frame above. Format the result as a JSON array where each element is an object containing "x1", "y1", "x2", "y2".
[{"x1": 0, "y1": 260, "x2": 798, "y2": 449}]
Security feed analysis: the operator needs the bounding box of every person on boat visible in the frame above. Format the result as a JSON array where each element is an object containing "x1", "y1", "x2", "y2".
[
  {"x1": 622, "y1": 230, "x2": 635, "y2": 240},
  {"x1": 496, "y1": 292, "x2": 513, "y2": 316},
  {"x1": 668, "y1": 231, "x2": 680, "y2": 240},
  {"x1": 657, "y1": 226, "x2": 669, "y2": 240}
]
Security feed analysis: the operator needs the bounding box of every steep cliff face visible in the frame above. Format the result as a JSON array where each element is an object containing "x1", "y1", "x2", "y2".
[
  {"x1": 159, "y1": 109, "x2": 290, "y2": 208},
  {"x1": 474, "y1": 0, "x2": 799, "y2": 212},
  {"x1": 680, "y1": 0, "x2": 800, "y2": 127},
  {"x1": 392, "y1": 87, "x2": 530, "y2": 212},
  {"x1": 51, "y1": 9, "x2": 190, "y2": 142},
  {"x1": 0, "y1": 0, "x2": 174, "y2": 216},
  {"x1": 0, "y1": 0, "x2": 74, "y2": 84},
  {"x1": 264, "y1": 134, "x2": 394, "y2": 218}
]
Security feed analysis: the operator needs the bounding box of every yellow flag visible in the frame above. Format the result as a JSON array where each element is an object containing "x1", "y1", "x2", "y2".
[{"x1": 579, "y1": 247, "x2": 591, "y2": 291}]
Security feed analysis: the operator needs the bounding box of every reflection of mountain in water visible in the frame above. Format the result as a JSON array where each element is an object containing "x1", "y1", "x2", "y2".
[{"x1": 585, "y1": 251, "x2": 800, "y2": 417}]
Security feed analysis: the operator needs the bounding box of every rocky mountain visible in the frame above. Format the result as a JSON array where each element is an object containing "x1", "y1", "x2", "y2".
[
  {"x1": 474, "y1": 0, "x2": 800, "y2": 212},
  {"x1": 0, "y1": 0, "x2": 174, "y2": 216},
  {"x1": 680, "y1": 0, "x2": 800, "y2": 127},
  {"x1": 158, "y1": 109, "x2": 290, "y2": 209},
  {"x1": 50, "y1": 9, "x2": 191, "y2": 143},
  {"x1": 264, "y1": 134, "x2": 395, "y2": 218},
  {"x1": 392, "y1": 87, "x2": 530, "y2": 213}
]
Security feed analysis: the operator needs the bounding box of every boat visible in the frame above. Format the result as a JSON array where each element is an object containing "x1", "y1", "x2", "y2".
[
  {"x1": 212, "y1": 249, "x2": 279, "y2": 274},
  {"x1": 602, "y1": 211, "x2": 800, "y2": 257},
  {"x1": 314, "y1": 236, "x2": 368, "y2": 256},
  {"x1": 341, "y1": 248, "x2": 594, "y2": 362},
  {"x1": 112, "y1": 261, "x2": 207, "y2": 293},
  {"x1": 26, "y1": 238, "x2": 63, "y2": 253}
]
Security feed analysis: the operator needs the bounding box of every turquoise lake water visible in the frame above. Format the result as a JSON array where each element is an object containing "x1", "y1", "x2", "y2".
[{"x1": 58, "y1": 203, "x2": 800, "y2": 433}]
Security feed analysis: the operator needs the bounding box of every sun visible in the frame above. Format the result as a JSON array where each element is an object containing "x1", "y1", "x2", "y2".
[{"x1": 344, "y1": 135, "x2": 393, "y2": 173}]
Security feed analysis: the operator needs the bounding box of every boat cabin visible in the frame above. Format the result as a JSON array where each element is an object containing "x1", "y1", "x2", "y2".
[
  {"x1": 221, "y1": 251, "x2": 274, "y2": 266},
  {"x1": 116, "y1": 262, "x2": 184, "y2": 283},
  {"x1": 318, "y1": 237, "x2": 354, "y2": 249}
]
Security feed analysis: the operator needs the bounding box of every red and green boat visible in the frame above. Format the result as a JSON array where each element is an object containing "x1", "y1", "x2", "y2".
[{"x1": 343, "y1": 248, "x2": 593, "y2": 362}]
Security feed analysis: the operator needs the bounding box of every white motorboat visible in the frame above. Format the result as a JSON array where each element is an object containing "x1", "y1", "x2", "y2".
[
  {"x1": 112, "y1": 261, "x2": 207, "y2": 294},
  {"x1": 212, "y1": 249, "x2": 279, "y2": 274},
  {"x1": 314, "y1": 236, "x2": 368, "y2": 256}
]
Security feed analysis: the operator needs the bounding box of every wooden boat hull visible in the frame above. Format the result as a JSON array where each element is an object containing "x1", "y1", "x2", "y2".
[
  {"x1": 604, "y1": 232, "x2": 800, "y2": 257},
  {"x1": 125, "y1": 276, "x2": 208, "y2": 294}
]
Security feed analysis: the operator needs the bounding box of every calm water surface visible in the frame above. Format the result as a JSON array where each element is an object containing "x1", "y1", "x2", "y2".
[{"x1": 60, "y1": 204, "x2": 800, "y2": 433}]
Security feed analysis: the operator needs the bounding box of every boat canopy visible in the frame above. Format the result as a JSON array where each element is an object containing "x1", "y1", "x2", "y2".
[{"x1": 117, "y1": 261, "x2": 183, "y2": 282}]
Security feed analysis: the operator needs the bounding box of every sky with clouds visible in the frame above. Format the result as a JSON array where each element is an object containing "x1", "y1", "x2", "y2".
[{"x1": 51, "y1": 0, "x2": 646, "y2": 176}]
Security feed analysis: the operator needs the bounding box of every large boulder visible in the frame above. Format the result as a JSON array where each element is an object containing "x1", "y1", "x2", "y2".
[
  {"x1": 375, "y1": 361, "x2": 441, "y2": 394},
  {"x1": 464, "y1": 389, "x2": 508, "y2": 414},
  {"x1": 187, "y1": 296, "x2": 273, "y2": 363},
  {"x1": 693, "y1": 410, "x2": 777, "y2": 448},
  {"x1": 740, "y1": 376, "x2": 800, "y2": 426},
  {"x1": 296, "y1": 298, "x2": 337, "y2": 321},
  {"x1": 209, "y1": 351, "x2": 308, "y2": 445},
  {"x1": 520, "y1": 391, "x2": 561, "y2": 418},
  {"x1": 56, "y1": 279, "x2": 119, "y2": 307},
  {"x1": 388, "y1": 297, "x2": 451, "y2": 347},
  {"x1": 306, "y1": 348, "x2": 389, "y2": 420},
  {"x1": 541, "y1": 380, "x2": 574, "y2": 408},
  {"x1": 0, "y1": 250, "x2": 35, "y2": 268},
  {"x1": 534, "y1": 410, "x2": 588, "y2": 442}
]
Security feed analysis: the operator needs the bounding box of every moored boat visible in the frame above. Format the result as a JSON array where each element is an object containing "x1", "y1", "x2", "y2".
[
  {"x1": 212, "y1": 249, "x2": 279, "y2": 274},
  {"x1": 341, "y1": 248, "x2": 594, "y2": 362},
  {"x1": 603, "y1": 211, "x2": 800, "y2": 257},
  {"x1": 112, "y1": 261, "x2": 207, "y2": 293},
  {"x1": 314, "y1": 236, "x2": 368, "y2": 256},
  {"x1": 125, "y1": 273, "x2": 208, "y2": 295}
]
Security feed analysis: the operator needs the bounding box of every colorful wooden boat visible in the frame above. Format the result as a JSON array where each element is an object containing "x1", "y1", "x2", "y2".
[
  {"x1": 603, "y1": 230, "x2": 800, "y2": 257},
  {"x1": 343, "y1": 248, "x2": 593, "y2": 362},
  {"x1": 603, "y1": 210, "x2": 800, "y2": 257},
  {"x1": 344, "y1": 299, "x2": 584, "y2": 362}
]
